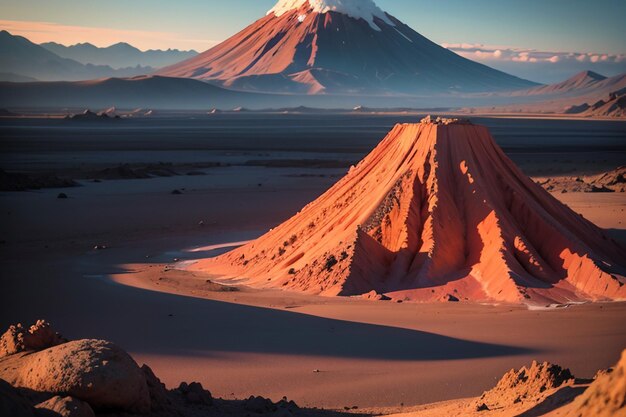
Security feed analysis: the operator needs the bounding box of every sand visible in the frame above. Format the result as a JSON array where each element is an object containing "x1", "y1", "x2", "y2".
[
  {"x1": 1, "y1": 169, "x2": 624, "y2": 410},
  {"x1": 0, "y1": 115, "x2": 625, "y2": 412}
]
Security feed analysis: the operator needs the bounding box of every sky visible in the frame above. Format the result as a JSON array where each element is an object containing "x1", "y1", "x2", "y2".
[{"x1": 1, "y1": 0, "x2": 625, "y2": 83}]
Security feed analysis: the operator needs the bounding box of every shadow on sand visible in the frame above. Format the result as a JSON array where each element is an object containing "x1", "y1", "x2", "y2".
[{"x1": 58, "y1": 262, "x2": 534, "y2": 362}]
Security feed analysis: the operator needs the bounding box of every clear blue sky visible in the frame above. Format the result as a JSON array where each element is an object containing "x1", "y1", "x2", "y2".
[
  {"x1": 1, "y1": 0, "x2": 625, "y2": 82},
  {"x1": 1, "y1": 0, "x2": 624, "y2": 53}
]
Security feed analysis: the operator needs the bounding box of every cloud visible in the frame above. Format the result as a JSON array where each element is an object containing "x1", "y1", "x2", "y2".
[
  {"x1": 0, "y1": 19, "x2": 218, "y2": 51},
  {"x1": 441, "y1": 42, "x2": 626, "y2": 66}
]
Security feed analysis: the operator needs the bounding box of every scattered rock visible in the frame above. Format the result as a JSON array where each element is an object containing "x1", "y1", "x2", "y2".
[
  {"x1": 57, "y1": 193, "x2": 68, "y2": 199},
  {"x1": 441, "y1": 294, "x2": 460, "y2": 302},
  {"x1": 35, "y1": 396, "x2": 95, "y2": 417},
  {"x1": 176, "y1": 382, "x2": 212, "y2": 405},
  {"x1": 244, "y1": 395, "x2": 275, "y2": 413},
  {"x1": 475, "y1": 402, "x2": 490, "y2": 412},
  {"x1": 421, "y1": 115, "x2": 472, "y2": 125},
  {"x1": 0, "y1": 169, "x2": 78, "y2": 192},
  {"x1": 361, "y1": 290, "x2": 390, "y2": 301},
  {"x1": 171, "y1": 189, "x2": 183, "y2": 195}
]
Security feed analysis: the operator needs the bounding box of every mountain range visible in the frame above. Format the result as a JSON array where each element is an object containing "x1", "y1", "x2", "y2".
[
  {"x1": 2, "y1": 70, "x2": 626, "y2": 112},
  {"x1": 40, "y1": 42, "x2": 197, "y2": 69},
  {"x1": 0, "y1": 0, "x2": 624, "y2": 115},
  {"x1": 0, "y1": 30, "x2": 150, "y2": 82},
  {"x1": 158, "y1": 0, "x2": 537, "y2": 94}
]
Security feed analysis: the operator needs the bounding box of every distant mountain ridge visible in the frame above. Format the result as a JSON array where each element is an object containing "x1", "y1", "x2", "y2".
[
  {"x1": 40, "y1": 42, "x2": 198, "y2": 69},
  {"x1": 0, "y1": 30, "x2": 150, "y2": 82},
  {"x1": 464, "y1": 70, "x2": 626, "y2": 117},
  {"x1": 508, "y1": 70, "x2": 616, "y2": 97}
]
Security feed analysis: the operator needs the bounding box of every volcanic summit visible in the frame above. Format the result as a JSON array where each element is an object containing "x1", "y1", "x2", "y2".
[
  {"x1": 190, "y1": 118, "x2": 626, "y2": 305},
  {"x1": 158, "y1": 0, "x2": 536, "y2": 94}
]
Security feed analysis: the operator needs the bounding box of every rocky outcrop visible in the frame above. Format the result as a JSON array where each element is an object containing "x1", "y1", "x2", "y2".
[
  {"x1": 0, "y1": 320, "x2": 66, "y2": 358},
  {"x1": 565, "y1": 89, "x2": 626, "y2": 118},
  {"x1": 0, "y1": 320, "x2": 306, "y2": 417},
  {"x1": 563, "y1": 350, "x2": 626, "y2": 417},
  {"x1": 474, "y1": 361, "x2": 574, "y2": 410}
]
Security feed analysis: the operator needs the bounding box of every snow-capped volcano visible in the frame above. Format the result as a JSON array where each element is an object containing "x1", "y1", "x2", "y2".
[
  {"x1": 268, "y1": 0, "x2": 393, "y2": 30},
  {"x1": 158, "y1": 0, "x2": 537, "y2": 94}
]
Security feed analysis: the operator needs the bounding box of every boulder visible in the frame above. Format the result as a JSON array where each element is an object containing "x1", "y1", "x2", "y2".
[{"x1": 0, "y1": 339, "x2": 150, "y2": 414}]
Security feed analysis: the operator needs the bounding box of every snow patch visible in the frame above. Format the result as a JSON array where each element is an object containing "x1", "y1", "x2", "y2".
[{"x1": 267, "y1": 0, "x2": 394, "y2": 31}]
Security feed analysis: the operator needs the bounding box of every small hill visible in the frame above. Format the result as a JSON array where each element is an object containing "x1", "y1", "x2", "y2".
[
  {"x1": 0, "y1": 76, "x2": 269, "y2": 109},
  {"x1": 518, "y1": 70, "x2": 608, "y2": 96}
]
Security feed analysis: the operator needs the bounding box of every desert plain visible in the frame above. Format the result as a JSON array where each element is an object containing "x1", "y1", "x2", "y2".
[{"x1": 0, "y1": 113, "x2": 625, "y2": 415}]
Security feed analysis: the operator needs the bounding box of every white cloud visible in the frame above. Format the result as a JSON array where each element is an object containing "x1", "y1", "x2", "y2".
[{"x1": 443, "y1": 42, "x2": 626, "y2": 66}]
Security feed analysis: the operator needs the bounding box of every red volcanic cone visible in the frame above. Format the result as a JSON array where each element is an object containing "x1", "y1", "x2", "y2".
[{"x1": 190, "y1": 118, "x2": 626, "y2": 305}]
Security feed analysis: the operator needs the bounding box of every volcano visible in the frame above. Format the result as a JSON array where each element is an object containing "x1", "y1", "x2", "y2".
[
  {"x1": 189, "y1": 117, "x2": 626, "y2": 305},
  {"x1": 158, "y1": 0, "x2": 536, "y2": 95}
]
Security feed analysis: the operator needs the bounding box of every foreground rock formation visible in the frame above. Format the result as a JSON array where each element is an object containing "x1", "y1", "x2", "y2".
[
  {"x1": 190, "y1": 117, "x2": 626, "y2": 305},
  {"x1": 0, "y1": 321, "x2": 301, "y2": 417},
  {"x1": 473, "y1": 361, "x2": 575, "y2": 412},
  {"x1": 562, "y1": 350, "x2": 626, "y2": 417},
  {"x1": 1, "y1": 321, "x2": 624, "y2": 416},
  {"x1": 389, "y1": 353, "x2": 626, "y2": 416}
]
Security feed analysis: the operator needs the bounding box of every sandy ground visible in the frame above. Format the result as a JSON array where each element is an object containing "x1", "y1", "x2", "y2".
[
  {"x1": 0, "y1": 160, "x2": 625, "y2": 411},
  {"x1": 1, "y1": 116, "x2": 625, "y2": 412}
]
